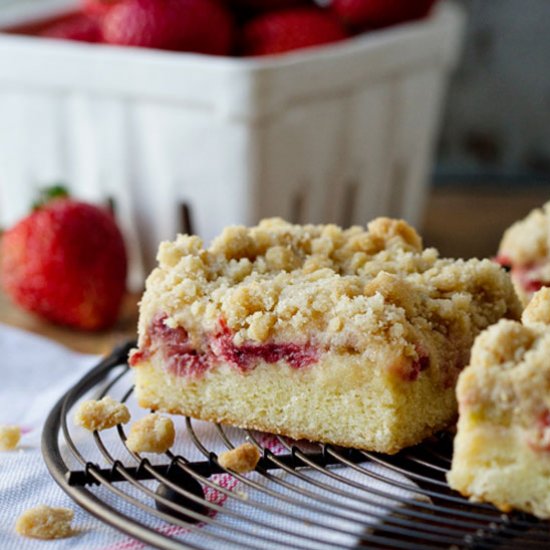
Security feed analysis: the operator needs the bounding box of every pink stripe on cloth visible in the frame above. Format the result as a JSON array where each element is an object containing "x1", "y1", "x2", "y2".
[
  {"x1": 101, "y1": 473, "x2": 239, "y2": 550},
  {"x1": 258, "y1": 434, "x2": 288, "y2": 456},
  {"x1": 3, "y1": 425, "x2": 33, "y2": 434}
]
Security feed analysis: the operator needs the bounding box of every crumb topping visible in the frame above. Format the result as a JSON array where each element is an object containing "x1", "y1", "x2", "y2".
[
  {"x1": 218, "y1": 442, "x2": 261, "y2": 473},
  {"x1": 74, "y1": 396, "x2": 130, "y2": 431},
  {"x1": 15, "y1": 505, "x2": 74, "y2": 540},
  {"x1": 137, "y1": 218, "x2": 520, "y2": 362},
  {"x1": 126, "y1": 414, "x2": 175, "y2": 453},
  {"x1": 0, "y1": 425, "x2": 21, "y2": 451},
  {"x1": 458, "y1": 288, "x2": 550, "y2": 427},
  {"x1": 498, "y1": 202, "x2": 550, "y2": 304},
  {"x1": 522, "y1": 287, "x2": 550, "y2": 325},
  {"x1": 499, "y1": 202, "x2": 550, "y2": 266}
]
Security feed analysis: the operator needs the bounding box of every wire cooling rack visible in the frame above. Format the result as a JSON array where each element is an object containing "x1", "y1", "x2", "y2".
[{"x1": 42, "y1": 342, "x2": 550, "y2": 549}]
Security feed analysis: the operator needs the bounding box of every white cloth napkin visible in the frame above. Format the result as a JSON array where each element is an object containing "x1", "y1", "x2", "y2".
[{"x1": 0, "y1": 323, "x2": 425, "y2": 549}]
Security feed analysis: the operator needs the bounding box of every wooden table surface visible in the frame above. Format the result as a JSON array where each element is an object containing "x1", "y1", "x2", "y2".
[
  {"x1": 1, "y1": 184, "x2": 548, "y2": 355},
  {"x1": 0, "y1": 290, "x2": 140, "y2": 355}
]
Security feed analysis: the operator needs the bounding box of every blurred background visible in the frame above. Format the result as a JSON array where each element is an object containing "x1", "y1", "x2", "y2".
[
  {"x1": 428, "y1": 0, "x2": 550, "y2": 258},
  {"x1": 0, "y1": 0, "x2": 548, "y2": 347},
  {"x1": 439, "y1": 0, "x2": 550, "y2": 178}
]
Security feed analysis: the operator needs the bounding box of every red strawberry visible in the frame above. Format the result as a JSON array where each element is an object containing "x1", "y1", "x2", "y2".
[
  {"x1": 1, "y1": 190, "x2": 128, "y2": 331},
  {"x1": 102, "y1": 0, "x2": 233, "y2": 55},
  {"x1": 39, "y1": 12, "x2": 103, "y2": 42},
  {"x1": 331, "y1": 0, "x2": 438, "y2": 30},
  {"x1": 241, "y1": 7, "x2": 347, "y2": 56},
  {"x1": 225, "y1": 0, "x2": 307, "y2": 12},
  {"x1": 82, "y1": 0, "x2": 120, "y2": 20}
]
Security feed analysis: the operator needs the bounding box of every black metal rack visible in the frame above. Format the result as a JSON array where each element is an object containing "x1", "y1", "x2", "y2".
[{"x1": 42, "y1": 342, "x2": 550, "y2": 549}]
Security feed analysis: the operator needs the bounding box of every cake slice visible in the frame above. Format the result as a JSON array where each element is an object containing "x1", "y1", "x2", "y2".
[
  {"x1": 497, "y1": 201, "x2": 550, "y2": 305},
  {"x1": 130, "y1": 217, "x2": 520, "y2": 454},
  {"x1": 448, "y1": 288, "x2": 550, "y2": 517}
]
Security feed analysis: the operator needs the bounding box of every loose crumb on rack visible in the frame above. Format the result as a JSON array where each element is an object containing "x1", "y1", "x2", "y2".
[
  {"x1": 0, "y1": 425, "x2": 21, "y2": 451},
  {"x1": 218, "y1": 442, "x2": 261, "y2": 473},
  {"x1": 125, "y1": 414, "x2": 175, "y2": 453},
  {"x1": 74, "y1": 396, "x2": 131, "y2": 431},
  {"x1": 15, "y1": 505, "x2": 75, "y2": 540}
]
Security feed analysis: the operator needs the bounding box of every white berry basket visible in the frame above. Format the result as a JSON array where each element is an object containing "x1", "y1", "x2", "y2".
[{"x1": 0, "y1": 0, "x2": 464, "y2": 289}]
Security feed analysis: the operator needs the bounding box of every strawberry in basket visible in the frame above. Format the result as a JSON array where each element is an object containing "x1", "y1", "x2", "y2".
[
  {"x1": 0, "y1": 187, "x2": 128, "y2": 331},
  {"x1": 331, "y1": 0, "x2": 438, "y2": 30},
  {"x1": 225, "y1": 0, "x2": 308, "y2": 11},
  {"x1": 38, "y1": 12, "x2": 103, "y2": 42},
  {"x1": 241, "y1": 7, "x2": 348, "y2": 56},
  {"x1": 82, "y1": 0, "x2": 121, "y2": 20},
  {"x1": 102, "y1": 0, "x2": 233, "y2": 54}
]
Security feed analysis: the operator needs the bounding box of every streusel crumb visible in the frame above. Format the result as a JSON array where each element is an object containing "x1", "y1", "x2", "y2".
[
  {"x1": 522, "y1": 287, "x2": 550, "y2": 326},
  {"x1": 15, "y1": 505, "x2": 74, "y2": 540},
  {"x1": 499, "y1": 202, "x2": 550, "y2": 266},
  {"x1": 498, "y1": 202, "x2": 550, "y2": 304},
  {"x1": 218, "y1": 442, "x2": 261, "y2": 473},
  {"x1": 126, "y1": 414, "x2": 175, "y2": 453},
  {"x1": 0, "y1": 425, "x2": 21, "y2": 451},
  {"x1": 74, "y1": 396, "x2": 130, "y2": 431},
  {"x1": 140, "y1": 217, "x2": 520, "y2": 352}
]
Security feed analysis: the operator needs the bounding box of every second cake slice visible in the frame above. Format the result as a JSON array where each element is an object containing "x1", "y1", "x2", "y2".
[{"x1": 130, "y1": 218, "x2": 520, "y2": 453}]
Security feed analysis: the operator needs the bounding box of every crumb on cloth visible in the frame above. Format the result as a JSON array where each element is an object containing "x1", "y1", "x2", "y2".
[
  {"x1": 0, "y1": 425, "x2": 21, "y2": 451},
  {"x1": 15, "y1": 505, "x2": 75, "y2": 540}
]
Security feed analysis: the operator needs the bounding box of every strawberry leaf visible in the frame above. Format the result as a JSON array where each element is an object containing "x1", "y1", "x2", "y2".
[{"x1": 33, "y1": 185, "x2": 70, "y2": 210}]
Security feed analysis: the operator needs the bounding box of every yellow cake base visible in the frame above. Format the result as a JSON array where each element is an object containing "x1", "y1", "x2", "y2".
[
  {"x1": 448, "y1": 305, "x2": 550, "y2": 519},
  {"x1": 134, "y1": 351, "x2": 457, "y2": 454},
  {"x1": 448, "y1": 417, "x2": 550, "y2": 518}
]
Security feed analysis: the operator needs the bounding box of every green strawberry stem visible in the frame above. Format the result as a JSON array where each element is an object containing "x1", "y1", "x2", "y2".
[{"x1": 33, "y1": 185, "x2": 70, "y2": 210}]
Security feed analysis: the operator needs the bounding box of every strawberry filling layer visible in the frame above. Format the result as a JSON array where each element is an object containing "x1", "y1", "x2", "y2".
[
  {"x1": 389, "y1": 345, "x2": 431, "y2": 382},
  {"x1": 130, "y1": 315, "x2": 436, "y2": 383},
  {"x1": 129, "y1": 316, "x2": 209, "y2": 377},
  {"x1": 408, "y1": 354, "x2": 430, "y2": 382},
  {"x1": 495, "y1": 255, "x2": 547, "y2": 294},
  {"x1": 129, "y1": 315, "x2": 319, "y2": 376},
  {"x1": 213, "y1": 320, "x2": 319, "y2": 370},
  {"x1": 528, "y1": 410, "x2": 550, "y2": 453}
]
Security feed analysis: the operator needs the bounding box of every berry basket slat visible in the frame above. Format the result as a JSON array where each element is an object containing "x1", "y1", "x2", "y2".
[{"x1": 0, "y1": 1, "x2": 464, "y2": 290}]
